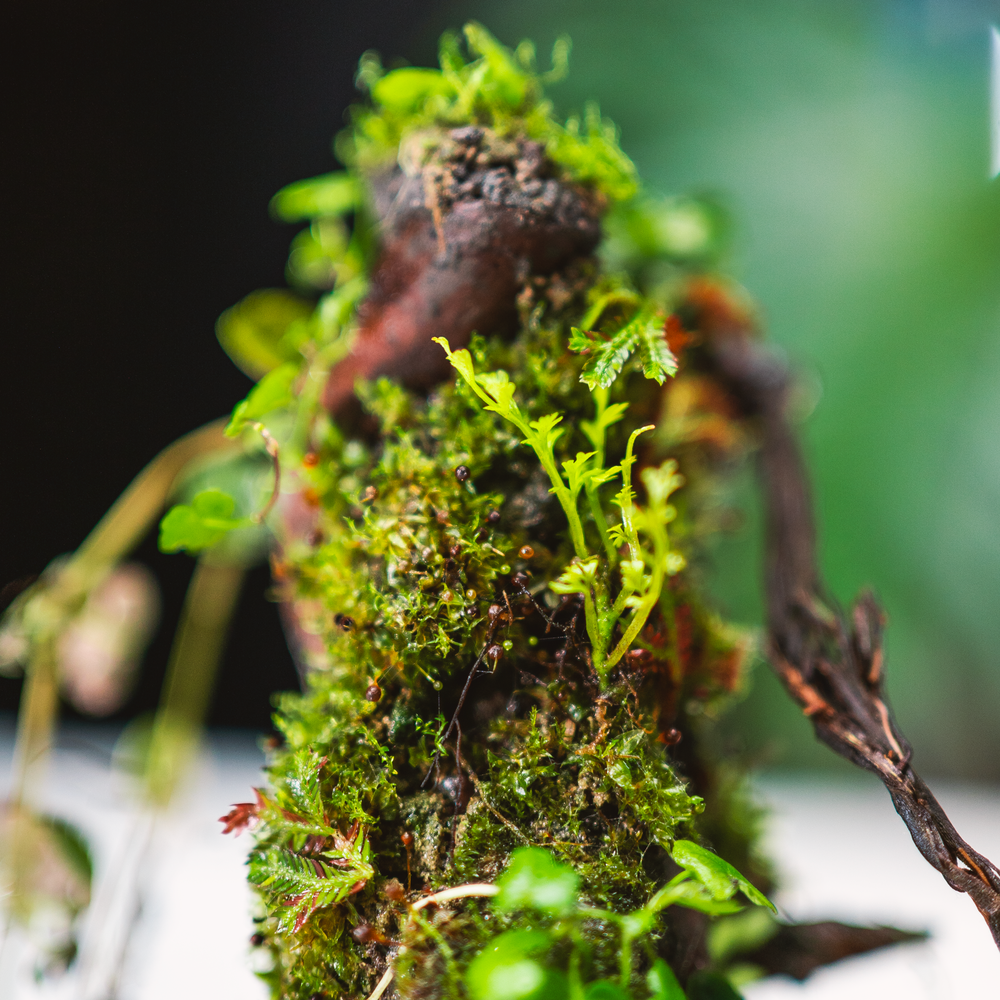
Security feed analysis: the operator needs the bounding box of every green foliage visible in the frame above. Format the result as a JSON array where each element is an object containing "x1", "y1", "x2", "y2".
[
  {"x1": 670, "y1": 841, "x2": 775, "y2": 912},
  {"x1": 158, "y1": 489, "x2": 249, "y2": 553},
  {"x1": 249, "y1": 831, "x2": 374, "y2": 935},
  {"x1": 269, "y1": 171, "x2": 361, "y2": 222},
  {"x1": 464, "y1": 847, "x2": 767, "y2": 999},
  {"x1": 226, "y1": 362, "x2": 299, "y2": 437},
  {"x1": 216, "y1": 289, "x2": 312, "y2": 380},
  {"x1": 569, "y1": 308, "x2": 677, "y2": 392},
  {"x1": 494, "y1": 847, "x2": 580, "y2": 917},
  {"x1": 172, "y1": 19, "x2": 770, "y2": 1000},
  {"x1": 344, "y1": 24, "x2": 637, "y2": 201},
  {"x1": 40, "y1": 815, "x2": 93, "y2": 889},
  {"x1": 436, "y1": 337, "x2": 685, "y2": 681}
]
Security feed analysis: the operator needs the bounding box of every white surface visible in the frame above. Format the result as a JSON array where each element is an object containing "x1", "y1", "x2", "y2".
[
  {"x1": 3, "y1": 724, "x2": 999, "y2": 997},
  {"x1": 0, "y1": 724, "x2": 268, "y2": 1000},
  {"x1": 744, "y1": 775, "x2": 1000, "y2": 998}
]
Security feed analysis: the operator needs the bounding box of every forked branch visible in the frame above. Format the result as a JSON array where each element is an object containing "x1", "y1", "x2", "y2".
[{"x1": 705, "y1": 325, "x2": 1000, "y2": 948}]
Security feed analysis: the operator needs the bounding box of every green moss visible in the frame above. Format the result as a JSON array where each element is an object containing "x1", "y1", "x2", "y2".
[{"x1": 182, "y1": 21, "x2": 771, "y2": 1000}]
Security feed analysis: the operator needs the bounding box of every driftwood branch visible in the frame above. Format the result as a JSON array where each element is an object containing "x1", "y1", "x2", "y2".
[{"x1": 705, "y1": 327, "x2": 1000, "y2": 949}]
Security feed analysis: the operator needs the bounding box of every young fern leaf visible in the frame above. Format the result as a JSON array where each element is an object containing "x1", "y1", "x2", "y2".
[
  {"x1": 249, "y1": 827, "x2": 374, "y2": 934},
  {"x1": 570, "y1": 311, "x2": 677, "y2": 390}
]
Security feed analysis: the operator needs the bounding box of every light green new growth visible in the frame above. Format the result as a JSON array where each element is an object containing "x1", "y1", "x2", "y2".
[
  {"x1": 434, "y1": 337, "x2": 685, "y2": 683},
  {"x1": 466, "y1": 845, "x2": 772, "y2": 1000},
  {"x1": 344, "y1": 23, "x2": 638, "y2": 201}
]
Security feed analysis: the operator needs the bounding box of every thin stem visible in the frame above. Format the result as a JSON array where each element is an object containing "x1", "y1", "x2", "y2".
[
  {"x1": 9, "y1": 640, "x2": 58, "y2": 810},
  {"x1": 585, "y1": 480, "x2": 616, "y2": 565},
  {"x1": 605, "y1": 525, "x2": 667, "y2": 672},
  {"x1": 143, "y1": 556, "x2": 246, "y2": 807}
]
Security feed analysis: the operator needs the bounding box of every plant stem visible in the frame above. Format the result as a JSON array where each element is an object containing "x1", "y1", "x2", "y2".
[{"x1": 143, "y1": 555, "x2": 246, "y2": 806}]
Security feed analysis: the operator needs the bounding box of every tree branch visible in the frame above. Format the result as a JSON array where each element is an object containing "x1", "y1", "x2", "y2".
[{"x1": 705, "y1": 324, "x2": 1000, "y2": 948}]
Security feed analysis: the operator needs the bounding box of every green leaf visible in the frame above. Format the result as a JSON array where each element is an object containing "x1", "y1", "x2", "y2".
[
  {"x1": 280, "y1": 748, "x2": 329, "y2": 828},
  {"x1": 583, "y1": 980, "x2": 630, "y2": 1000},
  {"x1": 372, "y1": 68, "x2": 455, "y2": 113},
  {"x1": 270, "y1": 171, "x2": 360, "y2": 222},
  {"x1": 685, "y1": 972, "x2": 744, "y2": 1000},
  {"x1": 434, "y1": 337, "x2": 478, "y2": 389},
  {"x1": 463, "y1": 22, "x2": 530, "y2": 109},
  {"x1": 647, "y1": 960, "x2": 687, "y2": 1000},
  {"x1": 158, "y1": 490, "x2": 248, "y2": 554},
  {"x1": 580, "y1": 401, "x2": 628, "y2": 452},
  {"x1": 706, "y1": 909, "x2": 778, "y2": 965},
  {"x1": 478, "y1": 369, "x2": 519, "y2": 417},
  {"x1": 527, "y1": 413, "x2": 564, "y2": 455},
  {"x1": 41, "y1": 815, "x2": 93, "y2": 887},
  {"x1": 666, "y1": 879, "x2": 744, "y2": 916},
  {"x1": 494, "y1": 847, "x2": 580, "y2": 916},
  {"x1": 248, "y1": 826, "x2": 373, "y2": 934},
  {"x1": 575, "y1": 322, "x2": 639, "y2": 390},
  {"x1": 637, "y1": 316, "x2": 678, "y2": 385},
  {"x1": 549, "y1": 558, "x2": 599, "y2": 596},
  {"x1": 216, "y1": 289, "x2": 312, "y2": 380},
  {"x1": 571, "y1": 313, "x2": 676, "y2": 390},
  {"x1": 226, "y1": 361, "x2": 298, "y2": 437},
  {"x1": 562, "y1": 452, "x2": 596, "y2": 497},
  {"x1": 466, "y1": 929, "x2": 556, "y2": 1000},
  {"x1": 671, "y1": 840, "x2": 775, "y2": 912}
]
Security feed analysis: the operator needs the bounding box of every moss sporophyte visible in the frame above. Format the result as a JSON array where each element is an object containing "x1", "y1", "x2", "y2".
[{"x1": 3, "y1": 19, "x2": 955, "y2": 1000}]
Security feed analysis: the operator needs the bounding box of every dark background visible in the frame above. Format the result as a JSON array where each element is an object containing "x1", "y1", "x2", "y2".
[
  {"x1": 7, "y1": 2, "x2": 1000, "y2": 776},
  {"x1": 1, "y1": 2, "x2": 447, "y2": 728}
]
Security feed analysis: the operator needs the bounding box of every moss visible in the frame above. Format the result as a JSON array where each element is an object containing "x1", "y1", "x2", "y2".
[{"x1": 193, "y1": 22, "x2": 767, "y2": 1000}]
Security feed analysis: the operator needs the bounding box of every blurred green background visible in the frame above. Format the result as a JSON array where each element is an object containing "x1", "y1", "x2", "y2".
[{"x1": 412, "y1": 0, "x2": 1000, "y2": 776}]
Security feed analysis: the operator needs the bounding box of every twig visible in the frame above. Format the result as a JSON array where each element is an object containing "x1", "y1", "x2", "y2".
[
  {"x1": 365, "y1": 966, "x2": 395, "y2": 1000},
  {"x1": 705, "y1": 323, "x2": 1000, "y2": 948},
  {"x1": 410, "y1": 884, "x2": 499, "y2": 911}
]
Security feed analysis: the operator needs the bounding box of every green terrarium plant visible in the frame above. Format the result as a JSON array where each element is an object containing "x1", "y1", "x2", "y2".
[{"x1": 4, "y1": 20, "x2": 1000, "y2": 1000}]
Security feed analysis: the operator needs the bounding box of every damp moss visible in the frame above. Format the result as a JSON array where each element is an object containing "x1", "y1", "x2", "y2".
[{"x1": 188, "y1": 23, "x2": 766, "y2": 1000}]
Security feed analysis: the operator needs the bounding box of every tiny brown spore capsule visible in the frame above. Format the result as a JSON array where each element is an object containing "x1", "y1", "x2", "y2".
[
  {"x1": 486, "y1": 509, "x2": 501, "y2": 524},
  {"x1": 487, "y1": 603, "x2": 503, "y2": 625},
  {"x1": 400, "y1": 830, "x2": 414, "y2": 847},
  {"x1": 302, "y1": 451, "x2": 319, "y2": 468},
  {"x1": 519, "y1": 545, "x2": 535, "y2": 559},
  {"x1": 384, "y1": 878, "x2": 406, "y2": 902},
  {"x1": 662, "y1": 728, "x2": 683, "y2": 746},
  {"x1": 250, "y1": 932, "x2": 265, "y2": 946},
  {"x1": 512, "y1": 571, "x2": 530, "y2": 589},
  {"x1": 351, "y1": 923, "x2": 378, "y2": 944},
  {"x1": 365, "y1": 683, "x2": 382, "y2": 703},
  {"x1": 487, "y1": 644, "x2": 503, "y2": 663},
  {"x1": 338, "y1": 615, "x2": 355, "y2": 631},
  {"x1": 455, "y1": 465, "x2": 471, "y2": 483}
]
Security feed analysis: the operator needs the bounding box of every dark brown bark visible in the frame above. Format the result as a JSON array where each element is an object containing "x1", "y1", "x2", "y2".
[
  {"x1": 323, "y1": 130, "x2": 601, "y2": 416},
  {"x1": 744, "y1": 922, "x2": 927, "y2": 981}
]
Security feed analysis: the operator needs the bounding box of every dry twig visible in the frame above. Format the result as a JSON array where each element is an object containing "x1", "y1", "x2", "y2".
[{"x1": 705, "y1": 324, "x2": 1000, "y2": 948}]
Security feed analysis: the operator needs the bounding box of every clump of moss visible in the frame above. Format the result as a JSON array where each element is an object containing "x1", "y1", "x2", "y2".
[{"x1": 191, "y1": 24, "x2": 767, "y2": 1000}]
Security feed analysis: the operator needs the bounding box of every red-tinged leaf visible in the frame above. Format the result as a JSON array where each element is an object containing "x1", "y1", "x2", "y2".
[{"x1": 219, "y1": 788, "x2": 266, "y2": 835}]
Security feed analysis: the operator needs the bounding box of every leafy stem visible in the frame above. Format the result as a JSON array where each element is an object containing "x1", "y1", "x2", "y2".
[{"x1": 434, "y1": 338, "x2": 686, "y2": 685}]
